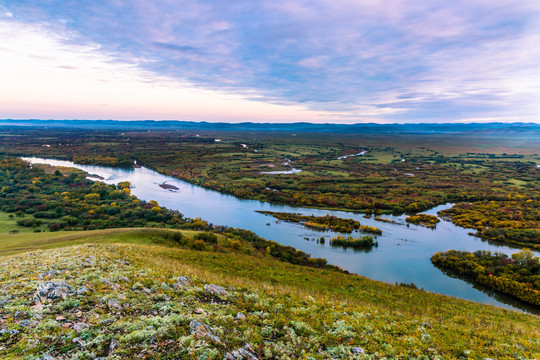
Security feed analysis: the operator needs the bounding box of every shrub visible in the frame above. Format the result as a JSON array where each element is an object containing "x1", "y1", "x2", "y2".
[
  {"x1": 329, "y1": 235, "x2": 377, "y2": 249},
  {"x1": 194, "y1": 232, "x2": 218, "y2": 244},
  {"x1": 193, "y1": 240, "x2": 207, "y2": 250},
  {"x1": 16, "y1": 218, "x2": 42, "y2": 227},
  {"x1": 158, "y1": 230, "x2": 184, "y2": 243},
  {"x1": 49, "y1": 222, "x2": 64, "y2": 232}
]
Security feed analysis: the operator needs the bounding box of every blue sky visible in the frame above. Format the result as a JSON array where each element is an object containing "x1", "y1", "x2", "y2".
[{"x1": 1, "y1": 0, "x2": 539, "y2": 123}]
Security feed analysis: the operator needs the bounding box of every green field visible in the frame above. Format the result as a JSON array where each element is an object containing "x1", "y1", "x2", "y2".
[
  {"x1": 1, "y1": 127, "x2": 538, "y2": 248},
  {"x1": 0, "y1": 211, "x2": 48, "y2": 234}
]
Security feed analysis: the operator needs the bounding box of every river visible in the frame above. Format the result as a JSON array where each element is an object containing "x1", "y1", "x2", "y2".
[{"x1": 22, "y1": 157, "x2": 539, "y2": 314}]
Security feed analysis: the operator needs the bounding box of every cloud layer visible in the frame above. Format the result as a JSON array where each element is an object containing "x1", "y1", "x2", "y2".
[{"x1": 1, "y1": 0, "x2": 539, "y2": 123}]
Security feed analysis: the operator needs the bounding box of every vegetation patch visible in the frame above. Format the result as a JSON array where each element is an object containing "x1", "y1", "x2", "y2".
[
  {"x1": 432, "y1": 249, "x2": 540, "y2": 306},
  {"x1": 439, "y1": 199, "x2": 540, "y2": 249},
  {"x1": 73, "y1": 155, "x2": 133, "y2": 168},
  {"x1": 0, "y1": 157, "x2": 188, "y2": 232},
  {"x1": 257, "y1": 211, "x2": 381, "y2": 234},
  {"x1": 373, "y1": 216, "x2": 403, "y2": 225},
  {"x1": 405, "y1": 214, "x2": 440, "y2": 229},
  {"x1": 329, "y1": 235, "x2": 377, "y2": 249}
]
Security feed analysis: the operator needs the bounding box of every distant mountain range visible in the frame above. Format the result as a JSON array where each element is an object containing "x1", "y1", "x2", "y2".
[{"x1": 0, "y1": 119, "x2": 539, "y2": 134}]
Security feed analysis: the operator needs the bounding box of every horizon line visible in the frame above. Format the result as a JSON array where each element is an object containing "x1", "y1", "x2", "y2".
[{"x1": 1, "y1": 119, "x2": 539, "y2": 126}]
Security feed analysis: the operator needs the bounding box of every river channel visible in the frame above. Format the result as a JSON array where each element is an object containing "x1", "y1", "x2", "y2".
[{"x1": 23, "y1": 157, "x2": 539, "y2": 314}]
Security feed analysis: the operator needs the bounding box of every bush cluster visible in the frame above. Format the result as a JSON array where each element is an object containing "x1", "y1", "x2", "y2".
[{"x1": 432, "y1": 249, "x2": 540, "y2": 306}]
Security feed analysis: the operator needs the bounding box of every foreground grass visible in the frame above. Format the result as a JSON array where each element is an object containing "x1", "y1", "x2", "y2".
[
  {"x1": 0, "y1": 228, "x2": 198, "y2": 257},
  {"x1": 0, "y1": 229, "x2": 539, "y2": 359}
]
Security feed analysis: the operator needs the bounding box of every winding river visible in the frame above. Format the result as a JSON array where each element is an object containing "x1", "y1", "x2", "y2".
[{"x1": 23, "y1": 157, "x2": 539, "y2": 314}]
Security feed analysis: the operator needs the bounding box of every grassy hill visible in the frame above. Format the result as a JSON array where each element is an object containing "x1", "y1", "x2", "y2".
[{"x1": 0, "y1": 229, "x2": 538, "y2": 359}]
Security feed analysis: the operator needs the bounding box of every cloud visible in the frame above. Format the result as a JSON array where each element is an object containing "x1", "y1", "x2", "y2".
[
  {"x1": 0, "y1": 20, "x2": 356, "y2": 123},
  {"x1": 1, "y1": 0, "x2": 539, "y2": 123},
  {"x1": 151, "y1": 42, "x2": 200, "y2": 53}
]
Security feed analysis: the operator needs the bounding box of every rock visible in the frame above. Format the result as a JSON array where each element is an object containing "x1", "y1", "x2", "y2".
[
  {"x1": 13, "y1": 310, "x2": 27, "y2": 318},
  {"x1": 34, "y1": 281, "x2": 75, "y2": 304},
  {"x1": 174, "y1": 276, "x2": 190, "y2": 288},
  {"x1": 41, "y1": 355, "x2": 55, "y2": 360},
  {"x1": 99, "y1": 318, "x2": 115, "y2": 326},
  {"x1": 82, "y1": 256, "x2": 95, "y2": 267},
  {"x1": 72, "y1": 337, "x2": 86, "y2": 347},
  {"x1": 38, "y1": 270, "x2": 58, "y2": 280},
  {"x1": 422, "y1": 322, "x2": 432, "y2": 328},
  {"x1": 352, "y1": 347, "x2": 365, "y2": 354},
  {"x1": 77, "y1": 286, "x2": 89, "y2": 295},
  {"x1": 109, "y1": 339, "x2": 119, "y2": 355},
  {"x1": 142, "y1": 287, "x2": 152, "y2": 295},
  {"x1": 189, "y1": 320, "x2": 221, "y2": 343},
  {"x1": 118, "y1": 276, "x2": 130, "y2": 282},
  {"x1": 203, "y1": 284, "x2": 228, "y2": 297},
  {"x1": 55, "y1": 316, "x2": 66, "y2": 321},
  {"x1": 0, "y1": 328, "x2": 20, "y2": 336},
  {"x1": 224, "y1": 344, "x2": 258, "y2": 360},
  {"x1": 19, "y1": 319, "x2": 32, "y2": 328},
  {"x1": 107, "y1": 298, "x2": 121, "y2": 310},
  {"x1": 131, "y1": 282, "x2": 144, "y2": 290},
  {"x1": 194, "y1": 308, "x2": 205, "y2": 315},
  {"x1": 235, "y1": 312, "x2": 246, "y2": 321},
  {"x1": 72, "y1": 322, "x2": 89, "y2": 331}
]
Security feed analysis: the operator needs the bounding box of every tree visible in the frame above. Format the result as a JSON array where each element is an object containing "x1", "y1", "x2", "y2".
[{"x1": 512, "y1": 248, "x2": 538, "y2": 265}]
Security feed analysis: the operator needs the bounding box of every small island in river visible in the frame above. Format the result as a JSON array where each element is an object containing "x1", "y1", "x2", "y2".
[
  {"x1": 159, "y1": 182, "x2": 180, "y2": 191},
  {"x1": 257, "y1": 211, "x2": 382, "y2": 234}
]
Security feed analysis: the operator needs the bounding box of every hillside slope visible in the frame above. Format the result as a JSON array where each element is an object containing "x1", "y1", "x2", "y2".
[{"x1": 0, "y1": 229, "x2": 538, "y2": 359}]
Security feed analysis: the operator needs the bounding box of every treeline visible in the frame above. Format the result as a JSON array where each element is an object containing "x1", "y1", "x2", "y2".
[
  {"x1": 405, "y1": 214, "x2": 440, "y2": 229},
  {"x1": 431, "y1": 249, "x2": 540, "y2": 306},
  {"x1": 257, "y1": 211, "x2": 382, "y2": 234},
  {"x1": 216, "y1": 227, "x2": 338, "y2": 270},
  {"x1": 439, "y1": 198, "x2": 540, "y2": 249},
  {"x1": 0, "y1": 158, "x2": 187, "y2": 231},
  {"x1": 73, "y1": 155, "x2": 133, "y2": 168}
]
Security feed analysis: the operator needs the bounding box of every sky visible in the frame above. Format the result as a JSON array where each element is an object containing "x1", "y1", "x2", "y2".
[{"x1": 1, "y1": 1, "x2": 539, "y2": 124}]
